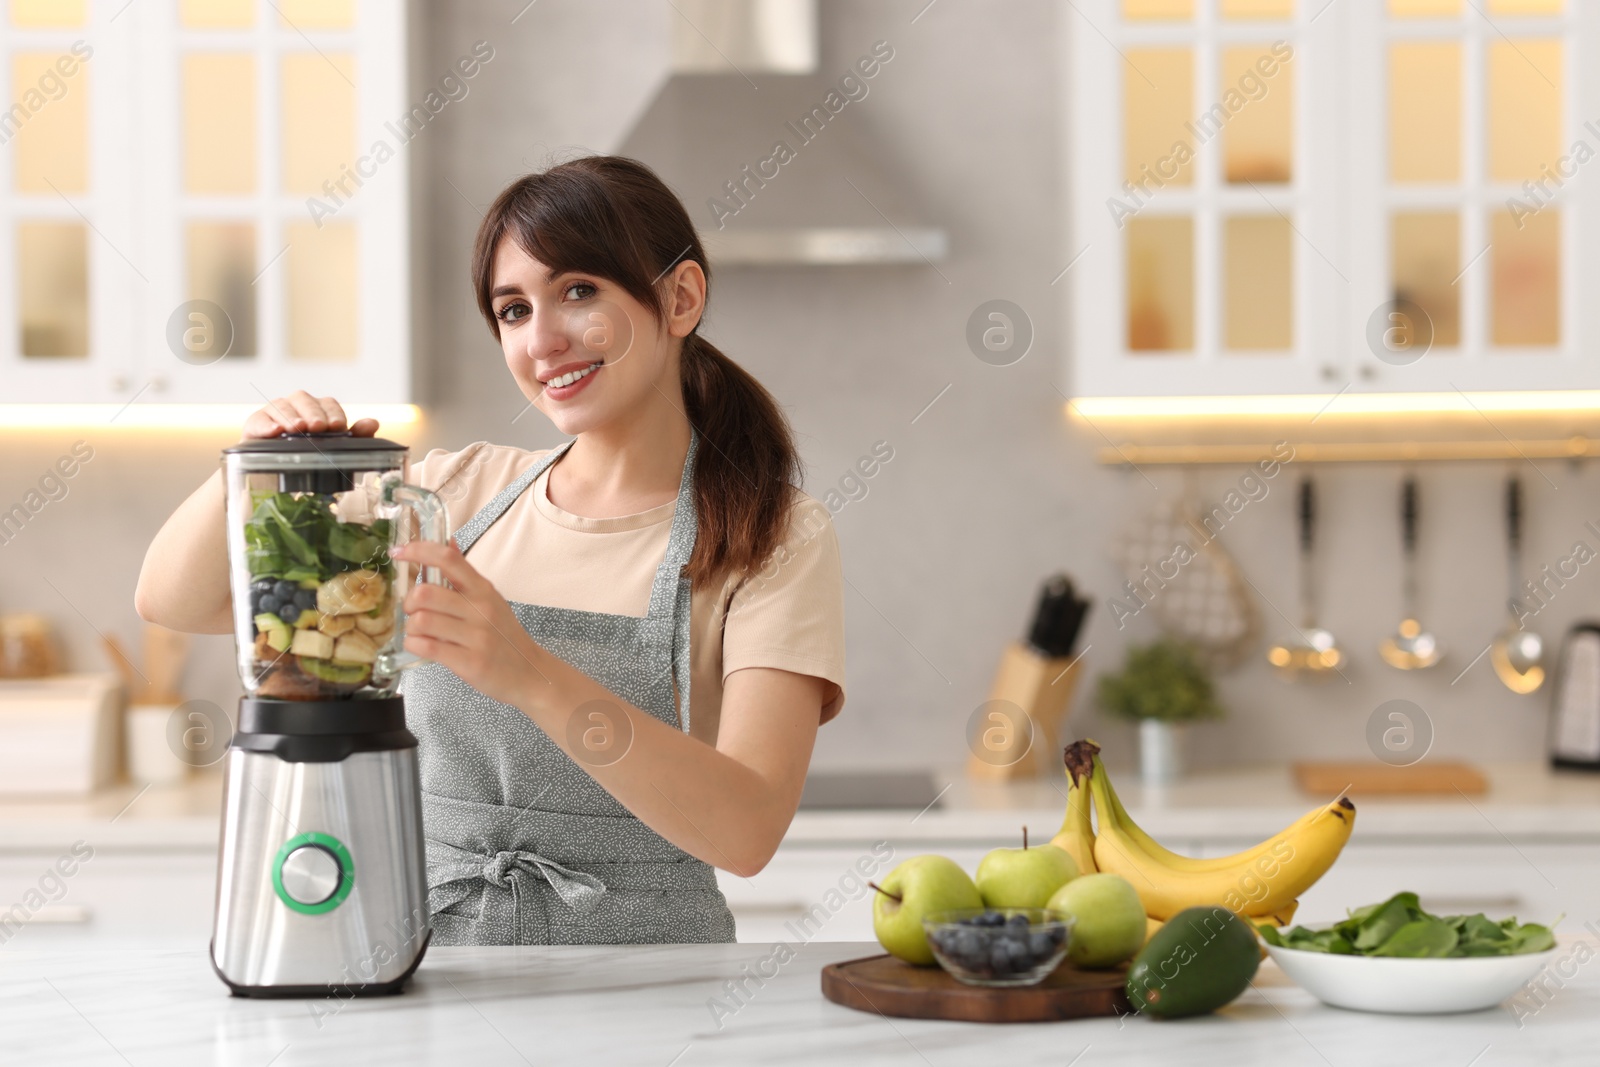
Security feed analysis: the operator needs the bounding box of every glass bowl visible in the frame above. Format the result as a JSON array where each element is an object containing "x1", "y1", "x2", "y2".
[{"x1": 922, "y1": 908, "x2": 1074, "y2": 987}]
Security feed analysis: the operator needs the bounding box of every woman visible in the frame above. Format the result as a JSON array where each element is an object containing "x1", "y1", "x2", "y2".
[{"x1": 136, "y1": 155, "x2": 845, "y2": 946}]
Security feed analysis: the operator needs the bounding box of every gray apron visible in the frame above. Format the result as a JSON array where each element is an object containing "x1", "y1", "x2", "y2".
[{"x1": 399, "y1": 433, "x2": 736, "y2": 945}]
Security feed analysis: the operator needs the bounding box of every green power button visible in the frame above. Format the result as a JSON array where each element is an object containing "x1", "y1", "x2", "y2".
[{"x1": 272, "y1": 832, "x2": 355, "y2": 915}]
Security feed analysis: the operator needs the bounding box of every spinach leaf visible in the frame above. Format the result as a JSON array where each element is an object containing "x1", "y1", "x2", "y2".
[
  {"x1": 1370, "y1": 918, "x2": 1458, "y2": 958},
  {"x1": 243, "y1": 491, "x2": 395, "y2": 583},
  {"x1": 1504, "y1": 922, "x2": 1557, "y2": 955},
  {"x1": 1257, "y1": 923, "x2": 1287, "y2": 947},
  {"x1": 1345, "y1": 891, "x2": 1420, "y2": 927},
  {"x1": 1350, "y1": 893, "x2": 1422, "y2": 951},
  {"x1": 1259, "y1": 892, "x2": 1557, "y2": 958},
  {"x1": 1257, "y1": 923, "x2": 1352, "y2": 954},
  {"x1": 1458, "y1": 914, "x2": 1507, "y2": 942}
]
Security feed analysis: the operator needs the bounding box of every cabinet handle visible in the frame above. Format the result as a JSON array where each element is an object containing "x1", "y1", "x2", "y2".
[
  {"x1": 1418, "y1": 895, "x2": 1524, "y2": 912},
  {"x1": 18, "y1": 904, "x2": 92, "y2": 925},
  {"x1": 727, "y1": 901, "x2": 814, "y2": 917}
]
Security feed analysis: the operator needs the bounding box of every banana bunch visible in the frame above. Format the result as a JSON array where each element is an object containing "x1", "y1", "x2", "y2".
[{"x1": 1052, "y1": 740, "x2": 1355, "y2": 925}]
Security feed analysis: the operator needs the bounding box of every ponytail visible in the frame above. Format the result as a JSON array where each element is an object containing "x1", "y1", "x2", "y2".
[
  {"x1": 678, "y1": 333, "x2": 800, "y2": 584},
  {"x1": 472, "y1": 155, "x2": 804, "y2": 585}
]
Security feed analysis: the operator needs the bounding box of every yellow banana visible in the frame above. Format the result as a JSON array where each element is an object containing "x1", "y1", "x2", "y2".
[
  {"x1": 1056, "y1": 740, "x2": 1324, "y2": 881},
  {"x1": 1089, "y1": 755, "x2": 1355, "y2": 921},
  {"x1": 1097, "y1": 755, "x2": 1325, "y2": 875},
  {"x1": 1048, "y1": 740, "x2": 1099, "y2": 875},
  {"x1": 1253, "y1": 899, "x2": 1298, "y2": 927}
]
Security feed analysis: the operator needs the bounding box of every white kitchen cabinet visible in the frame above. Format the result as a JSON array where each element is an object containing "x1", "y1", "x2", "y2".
[
  {"x1": 1064, "y1": 0, "x2": 1600, "y2": 401},
  {"x1": 0, "y1": 848, "x2": 217, "y2": 950},
  {"x1": 1, "y1": 0, "x2": 411, "y2": 406},
  {"x1": 9, "y1": 838, "x2": 1594, "y2": 951},
  {"x1": 1291, "y1": 842, "x2": 1600, "y2": 930},
  {"x1": 9, "y1": 767, "x2": 1600, "y2": 951}
]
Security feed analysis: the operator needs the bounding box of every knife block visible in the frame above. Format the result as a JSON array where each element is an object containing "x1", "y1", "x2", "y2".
[{"x1": 966, "y1": 643, "x2": 1085, "y2": 782}]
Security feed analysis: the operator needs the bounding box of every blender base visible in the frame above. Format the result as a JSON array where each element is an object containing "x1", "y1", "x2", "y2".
[{"x1": 209, "y1": 929, "x2": 432, "y2": 999}]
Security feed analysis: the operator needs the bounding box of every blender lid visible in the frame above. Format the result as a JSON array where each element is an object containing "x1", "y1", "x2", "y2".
[{"x1": 223, "y1": 430, "x2": 409, "y2": 456}]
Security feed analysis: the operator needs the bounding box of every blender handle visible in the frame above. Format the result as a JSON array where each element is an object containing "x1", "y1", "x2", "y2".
[{"x1": 375, "y1": 474, "x2": 449, "y2": 675}]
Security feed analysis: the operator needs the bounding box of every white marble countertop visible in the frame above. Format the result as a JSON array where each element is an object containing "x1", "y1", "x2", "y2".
[
  {"x1": 6, "y1": 940, "x2": 1597, "y2": 1066},
  {"x1": 4, "y1": 761, "x2": 1598, "y2": 853}
]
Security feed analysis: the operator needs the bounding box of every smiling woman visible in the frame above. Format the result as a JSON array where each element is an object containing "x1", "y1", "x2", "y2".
[
  {"x1": 383, "y1": 156, "x2": 846, "y2": 947},
  {"x1": 135, "y1": 155, "x2": 845, "y2": 949}
]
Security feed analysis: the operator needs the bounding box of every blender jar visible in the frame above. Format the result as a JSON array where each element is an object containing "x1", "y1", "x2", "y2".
[{"x1": 221, "y1": 431, "x2": 448, "y2": 701}]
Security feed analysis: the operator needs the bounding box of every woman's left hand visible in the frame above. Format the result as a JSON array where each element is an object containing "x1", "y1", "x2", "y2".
[{"x1": 389, "y1": 540, "x2": 550, "y2": 707}]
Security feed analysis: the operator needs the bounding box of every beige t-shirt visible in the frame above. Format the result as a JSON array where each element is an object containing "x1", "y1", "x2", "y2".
[{"x1": 408, "y1": 442, "x2": 846, "y2": 746}]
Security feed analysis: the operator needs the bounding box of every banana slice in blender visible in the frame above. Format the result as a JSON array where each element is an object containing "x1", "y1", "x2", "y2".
[
  {"x1": 317, "y1": 612, "x2": 357, "y2": 637},
  {"x1": 354, "y1": 608, "x2": 394, "y2": 635},
  {"x1": 317, "y1": 569, "x2": 386, "y2": 615}
]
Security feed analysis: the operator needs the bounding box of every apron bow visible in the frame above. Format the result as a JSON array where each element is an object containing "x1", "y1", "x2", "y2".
[
  {"x1": 481, "y1": 847, "x2": 608, "y2": 915},
  {"x1": 429, "y1": 837, "x2": 610, "y2": 936}
]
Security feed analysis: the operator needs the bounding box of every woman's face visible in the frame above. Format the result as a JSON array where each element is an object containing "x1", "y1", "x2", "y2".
[{"x1": 488, "y1": 237, "x2": 699, "y2": 437}]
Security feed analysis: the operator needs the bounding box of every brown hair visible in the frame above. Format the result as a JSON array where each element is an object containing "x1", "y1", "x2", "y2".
[{"x1": 470, "y1": 155, "x2": 801, "y2": 585}]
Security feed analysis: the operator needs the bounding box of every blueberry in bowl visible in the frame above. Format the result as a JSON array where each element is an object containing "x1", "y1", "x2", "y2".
[{"x1": 922, "y1": 908, "x2": 1073, "y2": 987}]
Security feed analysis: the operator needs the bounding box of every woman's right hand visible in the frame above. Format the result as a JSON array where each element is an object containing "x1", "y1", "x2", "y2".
[{"x1": 243, "y1": 390, "x2": 379, "y2": 441}]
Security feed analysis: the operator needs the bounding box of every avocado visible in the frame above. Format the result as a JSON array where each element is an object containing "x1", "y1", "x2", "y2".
[
  {"x1": 255, "y1": 612, "x2": 292, "y2": 653},
  {"x1": 297, "y1": 656, "x2": 372, "y2": 685},
  {"x1": 1126, "y1": 906, "x2": 1260, "y2": 1018},
  {"x1": 294, "y1": 608, "x2": 321, "y2": 630},
  {"x1": 297, "y1": 577, "x2": 322, "y2": 589}
]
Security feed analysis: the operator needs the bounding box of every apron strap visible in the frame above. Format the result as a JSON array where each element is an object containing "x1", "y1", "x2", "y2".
[
  {"x1": 645, "y1": 432, "x2": 699, "y2": 735},
  {"x1": 644, "y1": 430, "x2": 700, "y2": 619},
  {"x1": 452, "y1": 434, "x2": 698, "y2": 585},
  {"x1": 445, "y1": 432, "x2": 700, "y2": 734},
  {"x1": 451, "y1": 439, "x2": 575, "y2": 555}
]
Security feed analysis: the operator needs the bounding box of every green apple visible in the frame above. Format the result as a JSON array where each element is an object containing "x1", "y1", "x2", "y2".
[
  {"x1": 871, "y1": 855, "x2": 983, "y2": 966},
  {"x1": 975, "y1": 830, "x2": 1078, "y2": 909},
  {"x1": 1046, "y1": 873, "x2": 1146, "y2": 969}
]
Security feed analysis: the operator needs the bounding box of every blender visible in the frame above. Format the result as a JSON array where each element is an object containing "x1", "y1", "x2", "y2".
[{"x1": 210, "y1": 430, "x2": 447, "y2": 997}]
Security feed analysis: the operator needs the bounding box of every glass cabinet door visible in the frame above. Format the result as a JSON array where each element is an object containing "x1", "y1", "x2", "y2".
[
  {"x1": 1070, "y1": 0, "x2": 1339, "y2": 398},
  {"x1": 0, "y1": 0, "x2": 409, "y2": 407},
  {"x1": 1, "y1": 0, "x2": 138, "y2": 403},
  {"x1": 1345, "y1": 0, "x2": 1576, "y2": 392},
  {"x1": 1068, "y1": 0, "x2": 1595, "y2": 401}
]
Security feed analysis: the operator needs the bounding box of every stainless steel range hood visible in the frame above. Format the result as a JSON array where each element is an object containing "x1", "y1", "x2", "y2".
[{"x1": 617, "y1": 0, "x2": 948, "y2": 266}]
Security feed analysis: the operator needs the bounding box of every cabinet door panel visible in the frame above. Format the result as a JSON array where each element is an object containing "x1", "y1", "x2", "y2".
[
  {"x1": 0, "y1": 850, "x2": 217, "y2": 948},
  {"x1": 1288, "y1": 844, "x2": 1597, "y2": 927}
]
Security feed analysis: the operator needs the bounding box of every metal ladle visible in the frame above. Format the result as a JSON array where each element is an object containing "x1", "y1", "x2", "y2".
[
  {"x1": 1269, "y1": 476, "x2": 1342, "y2": 679},
  {"x1": 1491, "y1": 475, "x2": 1545, "y2": 693},
  {"x1": 1380, "y1": 477, "x2": 1443, "y2": 670}
]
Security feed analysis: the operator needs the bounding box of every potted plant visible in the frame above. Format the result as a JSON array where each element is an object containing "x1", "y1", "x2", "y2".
[{"x1": 1096, "y1": 639, "x2": 1224, "y2": 785}]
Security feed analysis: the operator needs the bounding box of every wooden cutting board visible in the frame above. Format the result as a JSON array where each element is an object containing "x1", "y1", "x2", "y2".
[
  {"x1": 1294, "y1": 761, "x2": 1487, "y2": 796},
  {"x1": 820, "y1": 953, "x2": 1130, "y2": 1023}
]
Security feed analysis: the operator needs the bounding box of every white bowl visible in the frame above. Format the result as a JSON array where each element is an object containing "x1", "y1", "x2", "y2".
[{"x1": 1265, "y1": 943, "x2": 1559, "y2": 1014}]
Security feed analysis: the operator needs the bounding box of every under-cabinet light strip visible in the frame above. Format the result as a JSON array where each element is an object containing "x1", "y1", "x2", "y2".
[
  {"x1": 1094, "y1": 438, "x2": 1600, "y2": 466},
  {"x1": 0, "y1": 404, "x2": 422, "y2": 430},
  {"x1": 1068, "y1": 392, "x2": 1600, "y2": 420}
]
